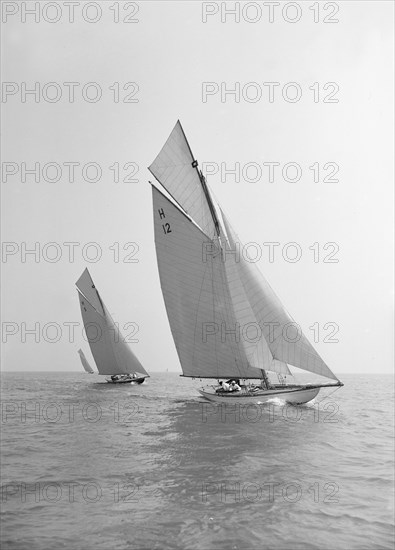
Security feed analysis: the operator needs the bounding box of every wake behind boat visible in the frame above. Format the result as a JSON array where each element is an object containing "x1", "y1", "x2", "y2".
[
  {"x1": 149, "y1": 121, "x2": 343, "y2": 405},
  {"x1": 76, "y1": 268, "x2": 149, "y2": 384}
]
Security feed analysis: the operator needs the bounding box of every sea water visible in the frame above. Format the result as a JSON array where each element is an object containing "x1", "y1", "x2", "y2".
[{"x1": 1, "y1": 372, "x2": 394, "y2": 550}]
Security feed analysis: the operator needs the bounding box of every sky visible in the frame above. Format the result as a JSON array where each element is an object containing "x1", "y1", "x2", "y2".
[{"x1": 1, "y1": 0, "x2": 393, "y2": 375}]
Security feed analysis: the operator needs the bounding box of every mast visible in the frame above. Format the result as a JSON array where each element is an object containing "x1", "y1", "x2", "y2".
[
  {"x1": 194, "y1": 162, "x2": 221, "y2": 237},
  {"x1": 260, "y1": 369, "x2": 271, "y2": 389},
  {"x1": 189, "y1": 152, "x2": 267, "y2": 384},
  {"x1": 178, "y1": 119, "x2": 221, "y2": 238},
  {"x1": 194, "y1": 165, "x2": 271, "y2": 384}
]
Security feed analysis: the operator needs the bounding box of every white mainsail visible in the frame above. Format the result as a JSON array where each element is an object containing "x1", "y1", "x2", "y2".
[
  {"x1": 78, "y1": 348, "x2": 95, "y2": 374},
  {"x1": 153, "y1": 187, "x2": 263, "y2": 380},
  {"x1": 76, "y1": 269, "x2": 148, "y2": 377},
  {"x1": 150, "y1": 121, "x2": 339, "y2": 383}
]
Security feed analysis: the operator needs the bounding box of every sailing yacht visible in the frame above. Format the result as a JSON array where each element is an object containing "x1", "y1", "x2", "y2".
[
  {"x1": 148, "y1": 121, "x2": 343, "y2": 404},
  {"x1": 76, "y1": 268, "x2": 149, "y2": 384},
  {"x1": 77, "y1": 348, "x2": 95, "y2": 374}
]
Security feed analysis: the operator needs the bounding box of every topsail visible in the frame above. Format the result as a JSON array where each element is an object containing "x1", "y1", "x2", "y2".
[
  {"x1": 150, "y1": 121, "x2": 340, "y2": 383},
  {"x1": 149, "y1": 121, "x2": 219, "y2": 238}
]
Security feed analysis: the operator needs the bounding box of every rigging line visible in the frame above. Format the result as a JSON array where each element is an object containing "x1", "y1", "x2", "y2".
[
  {"x1": 216, "y1": 240, "x2": 248, "y2": 380},
  {"x1": 210, "y1": 245, "x2": 220, "y2": 379},
  {"x1": 177, "y1": 119, "x2": 196, "y2": 162},
  {"x1": 191, "y1": 237, "x2": 214, "y2": 372},
  {"x1": 197, "y1": 169, "x2": 221, "y2": 237},
  {"x1": 173, "y1": 120, "x2": 217, "y2": 234},
  {"x1": 95, "y1": 289, "x2": 106, "y2": 317}
]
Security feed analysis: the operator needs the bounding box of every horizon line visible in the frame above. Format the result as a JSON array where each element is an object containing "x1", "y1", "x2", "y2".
[{"x1": 1, "y1": 370, "x2": 393, "y2": 375}]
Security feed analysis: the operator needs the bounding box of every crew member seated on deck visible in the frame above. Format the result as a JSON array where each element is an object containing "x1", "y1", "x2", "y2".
[
  {"x1": 230, "y1": 380, "x2": 241, "y2": 392},
  {"x1": 219, "y1": 381, "x2": 231, "y2": 392}
]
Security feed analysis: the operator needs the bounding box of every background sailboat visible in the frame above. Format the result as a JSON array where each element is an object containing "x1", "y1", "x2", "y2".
[
  {"x1": 76, "y1": 268, "x2": 149, "y2": 384},
  {"x1": 77, "y1": 348, "x2": 95, "y2": 374},
  {"x1": 149, "y1": 121, "x2": 343, "y2": 404}
]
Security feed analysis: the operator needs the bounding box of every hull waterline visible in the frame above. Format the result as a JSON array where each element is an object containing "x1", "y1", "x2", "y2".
[
  {"x1": 105, "y1": 376, "x2": 146, "y2": 385},
  {"x1": 199, "y1": 386, "x2": 321, "y2": 405}
]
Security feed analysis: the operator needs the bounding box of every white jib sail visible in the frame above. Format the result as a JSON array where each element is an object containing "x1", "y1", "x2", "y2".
[
  {"x1": 77, "y1": 348, "x2": 95, "y2": 374},
  {"x1": 76, "y1": 270, "x2": 148, "y2": 377},
  {"x1": 220, "y1": 211, "x2": 339, "y2": 382}
]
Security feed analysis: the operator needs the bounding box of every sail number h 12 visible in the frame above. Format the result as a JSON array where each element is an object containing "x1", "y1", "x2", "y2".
[{"x1": 158, "y1": 208, "x2": 172, "y2": 235}]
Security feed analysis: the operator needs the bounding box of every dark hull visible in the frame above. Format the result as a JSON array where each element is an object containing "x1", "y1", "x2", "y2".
[{"x1": 106, "y1": 376, "x2": 146, "y2": 384}]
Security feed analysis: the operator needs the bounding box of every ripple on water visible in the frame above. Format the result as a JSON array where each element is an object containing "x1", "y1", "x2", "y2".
[{"x1": 1, "y1": 372, "x2": 394, "y2": 550}]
